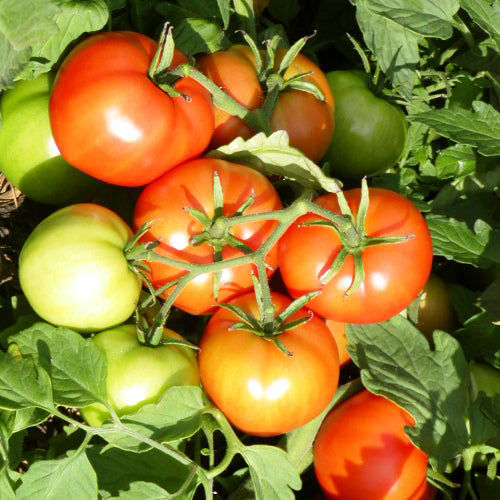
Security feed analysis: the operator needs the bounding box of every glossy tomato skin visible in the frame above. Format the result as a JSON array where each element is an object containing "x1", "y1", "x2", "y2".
[
  {"x1": 314, "y1": 390, "x2": 431, "y2": 500},
  {"x1": 322, "y1": 70, "x2": 408, "y2": 181},
  {"x1": 0, "y1": 73, "x2": 104, "y2": 204},
  {"x1": 133, "y1": 158, "x2": 283, "y2": 315},
  {"x1": 49, "y1": 31, "x2": 214, "y2": 187},
  {"x1": 19, "y1": 204, "x2": 142, "y2": 332},
  {"x1": 278, "y1": 188, "x2": 433, "y2": 324},
  {"x1": 198, "y1": 291, "x2": 340, "y2": 436},
  {"x1": 197, "y1": 45, "x2": 334, "y2": 162},
  {"x1": 417, "y1": 274, "x2": 457, "y2": 341},
  {"x1": 80, "y1": 324, "x2": 200, "y2": 427}
]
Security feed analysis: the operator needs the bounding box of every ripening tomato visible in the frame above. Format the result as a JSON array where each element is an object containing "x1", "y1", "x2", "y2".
[
  {"x1": 198, "y1": 291, "x2": 340, "y2": 436},
  {"x1": 278, "y1": 188, "x2": 433, "y2": 323},
  {"x1": 197, "y1": 45, "x2": 334, "y2": 162},
  {"x1": 133, "y1": 158, "x2": 283, "y2": 315},
  {"x1": 80, "y1": 324, "x2": 200, "y2": 427},
  {"x1": 314, "y1": 390, "x2": 432, "y2": 500},
  {"x1": 325, "y1": 319, "x2": 351, "y2": 367},
  {"x1": 18, "y1": 204, "x2": 142, "y2": 331},
  {"x1": 49, "y1": 31, "x2": 214, "y2": 186}
]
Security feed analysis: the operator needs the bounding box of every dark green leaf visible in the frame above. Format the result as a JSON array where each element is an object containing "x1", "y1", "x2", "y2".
[
  {"x1": 435, "y1": 144, "x2": 476, "y2": 179},
  {"x1": 0, "y1": 350, "x2": 53, "y2": 410},
  {"x1": 365, "y1": 0, "x2": 459, "y2": 39},
  {"x1": 15, "y1": 451, "x2": 98, "y2": 500},
  {"x1": 347, "y1": 317, "x2": 470, "y2": 470},
  {"x1": 10, "y1": 323, "x2": 108, "y2": 408},
  {"x1": 426, "y1": 215, "x2": 500, "y2": 267},
  {"x1": 409, "y1": 102, "x2": 500, "y2": 156}
]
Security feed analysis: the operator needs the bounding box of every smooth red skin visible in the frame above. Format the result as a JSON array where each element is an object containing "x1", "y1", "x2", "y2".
[
  {"x1": 199, "y1": 292, "x2": 340, "y2": 436},
  {"x1": 314, "y1": 390, "x2": 431, "y2": 500},
  {"x1": 49, "y1": 31, "x2": 214, "y2": 187},
  {"x1": 197, "y1": 45, "x2": 335, "y2": 162},
  {"x1": 133, "y1": 158, "x2": 283, "y2": 315},
  {"x1": 278, "y1": 188, "x2": 433, "y2": 324}
]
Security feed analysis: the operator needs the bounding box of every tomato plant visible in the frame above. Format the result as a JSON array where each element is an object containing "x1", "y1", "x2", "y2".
[
  {"x1": 80, "y1": 324, "x2": 200, "y2": 427},
  {"x1": 18, "y1": 203, "x2": 142, "y2": 332},
  {"x1": 196, "y1": 44, "x2": 334, "y2": 162},
  {"x1": 133, "y1": 157, "x2": 283, "y2": 315},
  {"x1": 49, "y1": 30, "x2": 214, "y2": 187},
  {"x1": 322, "y1": 70, "x2": 408, "y2": 181},
  {"x1": 278, "y1": 187, "x2": 433, "y2": 323},
  {"x1": 198, "y1": 291, "x2": 340, "y2": 436},
  {"x1": 0, "y1": 73, "x2": 104, "y2": 205},
  {"x1": 325, "y1": 319, "x2": 351, "y2": 367},
  {"x1": 313, "y1": 390, "x2": 432, "y2": 500}
]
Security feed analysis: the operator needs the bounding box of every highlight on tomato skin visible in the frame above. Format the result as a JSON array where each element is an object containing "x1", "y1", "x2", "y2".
[
  {"x1": 198, "y1": 291, "x2": 340, "y2": 437},
  {"x1": 313, "y1": 390, "x2": 433, "y2": 500}
]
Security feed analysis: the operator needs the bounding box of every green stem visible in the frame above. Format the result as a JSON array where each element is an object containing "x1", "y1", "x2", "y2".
[{"x1": 453, "y1": 15, "x2": 475, "y2": 50}]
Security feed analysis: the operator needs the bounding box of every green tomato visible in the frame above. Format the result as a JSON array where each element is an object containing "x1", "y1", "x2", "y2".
[
  {"x1": 0, "y1": 73, "x2": 103, "y2": 205},
  {"x1": 322, "y1": 70, "x2": 408, "y2": 180},
  {"x1": 80, "y1": 324, "x2": 200, "y2": 427},
  {"x1": 19, "y1": 203, "x2": 142, "y2": 332}
]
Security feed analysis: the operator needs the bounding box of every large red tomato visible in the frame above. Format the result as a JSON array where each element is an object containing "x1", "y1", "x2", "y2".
[
  {"x1": 198, "y1": 291, "x2": 340, "y2": 436},
  {"x1": 49, "y1": 31, "x2": 214, "y2": 187},
  {"x1": 314, "y1": 390, "x2": 432, "y2": 499},
  {"x1": 197, "y1": 45, "x2": 334, "y2": 162},
  {"x1": 133, "y1": 158, "x2": 283, "y2": 315},
  {"x1": 278, "y1": 188, "x2": 433, "y2": 323}
]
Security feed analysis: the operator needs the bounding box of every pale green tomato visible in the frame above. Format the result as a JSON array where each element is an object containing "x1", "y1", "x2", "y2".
[
  {"x1": 80, "y1": 324, "x2": 200, "y2": 427},
  {"x1": 0, "y1": 73, "x2": 103, "y2": 204},
  {"x1": 19, "y1": 203, "x2": 142, "y2": 331}
]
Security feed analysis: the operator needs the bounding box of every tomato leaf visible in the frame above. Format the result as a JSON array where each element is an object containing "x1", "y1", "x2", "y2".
[
  {"x1": 86, "y1": 444, "x2": 196, "y2": 498},
  {"x1": 99, "y1": 386, "x2": 205, "y2": 452},
  {"x1": 0, "y1": 468, "x2": 18, "y2": 500},
  {"x1": 409, "y1": 102, "x2": 500, "y2": 157},
  {"x1": 239, "y1": 445, "x2": 301, "y2": 500},
  {"x1": 426, "y1": 215, "x2": 500, "y2": 268},
  {"x1": 460, "y1": 0, "x2": 500, "y2": 42},
  {"x1": 14, "y1": 450, "x2": 98, "y2": 500},
  {"x1": 347, "y1": 317, "x2": 471, "y2": 470},
  {"x1": 0, "y1": 349, "x2": 53, "y2": 411},
  {"x1": 207, "y1": 131, "x2": 342, "y2": 193},
  {"x1": 0, "y1": 0, "x2": 59, "y2": 90},
  {"x1": 354, "y1": 0, "x2": 421, "y2": 98},
  {"x1": 9, "y1": 323, "x2": 108, "y2": 408},
  {"x1": 363, "y1": 0, "x2": 459, "y2": 39}
]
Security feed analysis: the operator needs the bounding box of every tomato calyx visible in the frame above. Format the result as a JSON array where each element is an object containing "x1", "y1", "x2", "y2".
[{"x1": 305, "y1": 179, "x2": 415, "y2": 298}]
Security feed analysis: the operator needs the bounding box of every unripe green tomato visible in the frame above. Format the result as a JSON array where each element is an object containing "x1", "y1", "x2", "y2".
[
  {"x1": 19, "y1": 203, "x2": 142, "y2": 332},
  {"x1": 80, "y1": 324, "x2": 200, "y2": 427},
  {"x1": 417, "y1": 274, "x2": 458, "y2": 340},
  {"x1": 322, "y1": 70, "x2": 408, "y2": 181},
  {"x1": 0, "y1": 73, "x2": 104, "y2": 204}
]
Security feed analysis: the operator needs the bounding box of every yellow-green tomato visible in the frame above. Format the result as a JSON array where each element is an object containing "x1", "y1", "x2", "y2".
[
  {"x1": 417, "y1": 274, "x2": 457, "y2": 340},
  {"x1": 18, "y1": 203, "x2": 142, "y2": 332},
  {"x1": 0, "y1": 73, "x2": 103, "y2": 204},
  {"x1": 80, "y1": 325, "x2": 200, "y2": 427},
  {"x1": 322, "y1": 70, "x2": 408, "y2": 181}
]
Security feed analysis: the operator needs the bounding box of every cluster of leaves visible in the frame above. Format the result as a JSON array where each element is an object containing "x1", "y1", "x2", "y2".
[{"x1": 0, "y1": 0, "x2": 499, "y2": 499}]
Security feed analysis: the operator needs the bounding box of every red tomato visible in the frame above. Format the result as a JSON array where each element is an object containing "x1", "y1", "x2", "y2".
[
  {"x1": 49, "y1": 31, "x2": 214, "y2": 187},
  {"x1": 197, "y1": 45, "x2": 334, "y2": 162},
  {"x1": 133, "y1": 158, "x2": 282, "y2": 315},
  {"x1": 314, "y1": 390, "x2": 432, "y2": 500},
  {"x1": 325, "y1": 319, "x2": 351, "y2": 367},
  {"x1": 278, "y1": 188, "x2": 433, "y2": 323},
  {"x1": 198, "y1": 291, "x2": 340, "y2": 436}
]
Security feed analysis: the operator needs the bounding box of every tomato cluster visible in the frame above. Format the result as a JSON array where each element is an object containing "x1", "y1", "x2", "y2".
[{"x1": 8, "y1": 25, "x2": 437, "y2": 499}]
